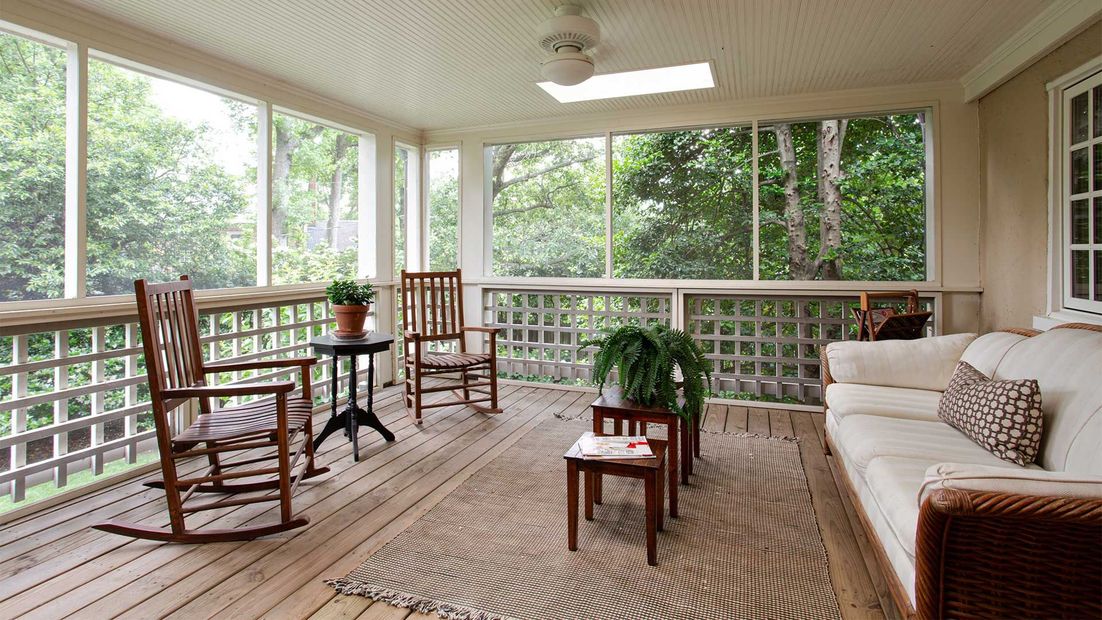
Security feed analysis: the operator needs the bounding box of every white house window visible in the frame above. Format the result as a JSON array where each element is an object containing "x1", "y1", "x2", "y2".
[{"x1": 1061, "y1": 69, "x2": 1102, "y2": 314}]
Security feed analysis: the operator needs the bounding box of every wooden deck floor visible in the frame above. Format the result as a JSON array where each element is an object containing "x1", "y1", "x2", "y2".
[{"x1": 0, "y1": 384, "x2": 899, "y2": 620}]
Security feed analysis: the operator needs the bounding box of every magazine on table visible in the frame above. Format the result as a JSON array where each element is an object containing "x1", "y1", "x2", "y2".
[{"x1": 578, "y1": 432, "x2": 654, "y2": 459}]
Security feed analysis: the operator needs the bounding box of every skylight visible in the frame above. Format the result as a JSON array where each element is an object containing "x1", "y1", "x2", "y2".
[{"x1": 537, "y1": 62, "x2": 715, "y2": 103}]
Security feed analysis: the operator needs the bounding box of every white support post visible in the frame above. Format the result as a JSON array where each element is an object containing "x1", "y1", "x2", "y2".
[
  {"x1": 54, "y1": 331, "x2": 70, "y2": 484},
  {"x1": 359, "y1": 132, "x2": 378, "y2": 280},
  {"x1": 751, "y1": 119, "x2": 760, "y2": 280},
  {"x1": 257, "y1": 101, "x2": 274, "y2": 287},
  {"x1": 403, "y1": 144, "x2": 423, "y2": 272},
  {"x1": 64, "y1": 43, "x2": 87, "y2": 299},
  {"x1": 90, "y1": 327, "x2": 106, "y2": 476},
  {"x1": 11, "y1": 336, "x2": 29, "y2": 501}
]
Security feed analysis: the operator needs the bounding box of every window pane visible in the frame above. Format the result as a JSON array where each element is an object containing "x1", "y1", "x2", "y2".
[
  {"x1": 1071, "y1": 250, "x2": 1089, "y2": 299},
  {"x1": 1072, "y1": 199, "x2": 1090, "y2": 244},
  {"x1": 1071, "y1": 92, "x2": 1088, "y2": 143},
  {"x1": 490, "y1": 138, "x2": 605, "y2": 277},
  {"x1": 87, "y1": 59, "x2": 257, "y2": 294},
  {"x1": 0, "y1": 32, "x2": 66, "y2": 301},
  {"x1": 1071, "y1": 147, "x2": 1089, "y2": 195},
  {"x1": 612, "y1": 127, "x2": 753, "y2": 279},
  {"x1": 758, "y1": 113, "x2": 927, "y2": 281},
  {"x1": 427, "y1": 148, "x2": 459, "y2": 270},
  {"x1": 271, "y1": 113, "x2": 358, "y2": 285},
  {"x1": 1094, "y1": 143, "x2": 1101, "y2": 191}
]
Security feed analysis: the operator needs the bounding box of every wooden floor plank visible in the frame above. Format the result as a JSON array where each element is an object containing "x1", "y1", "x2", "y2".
[
  {"x1": 790, "y1": 412, "x2": 886, "y2": 620},
  {"x1": 307, "y1": 594, "x2": 373, "y2": 620},
  {"x1": 747, "y1": 407, "x2": 771, "y2": 435},
  {"x1": 768, "y1": 408, "x2": 794, "y2": 437},
  {"x1": 701, "y1": 403, "x2": 727, "y2": 432},
  {"x1": 0, "y1": 388, "x2": 888, "y2": 620}
]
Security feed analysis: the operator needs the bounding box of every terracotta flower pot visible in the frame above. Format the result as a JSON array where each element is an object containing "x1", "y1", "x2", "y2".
[{"x1": 332, "y1": 304, "x2": 369, "y2": 338}]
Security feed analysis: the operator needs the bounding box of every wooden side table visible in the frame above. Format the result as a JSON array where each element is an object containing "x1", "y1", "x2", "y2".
[
  {"x1": 591, "y1": 388, "x2": 692, "y2": 519},
  {"x1": 311, "y1": 333, "x2": 395, "y2": 461},
  {"x1": 565, "y1": 435, "x2": 668, "y2": 566}
]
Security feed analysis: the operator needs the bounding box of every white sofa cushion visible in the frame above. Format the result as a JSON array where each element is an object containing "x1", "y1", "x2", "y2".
[
  {"x1": 825, "y1": 383, "x2": 941, "y2": 423},
  {"x1": 919, "y1": 462, "x2": 1102, "y2": 504},
  {"x1": 864, "y1": 457, "x2": 931, "y2": 560},
  {"x1": 825, "y1": 333, "x2": 976, "y2": 392},
  {"x1": 833, "y1": 414, "x2": 1032, "y2": 477},
  {"x1": 960, "y1": 331, "x2": 1029, "y2": 376},
  {"x1": 992, "y1": 327, "x2": 1102, "y2": 474}
]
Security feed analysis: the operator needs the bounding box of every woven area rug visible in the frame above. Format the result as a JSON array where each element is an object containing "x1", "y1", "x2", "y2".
[{"x1": 328, "y1": 417, "x2": 840, "y2": 620}]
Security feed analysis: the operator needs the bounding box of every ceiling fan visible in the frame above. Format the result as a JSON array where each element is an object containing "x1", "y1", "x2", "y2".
[{"x1": 537, "y1": 4, "x2": 601, "y2": 86}]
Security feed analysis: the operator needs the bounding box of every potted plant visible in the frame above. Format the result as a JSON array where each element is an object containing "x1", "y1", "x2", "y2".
[
  {"x1": 582, "y1": 324, "x2": 712, "y2": 423},
  {"x1": 326, "y1": 279, "x2": 375, "y2": 338}
]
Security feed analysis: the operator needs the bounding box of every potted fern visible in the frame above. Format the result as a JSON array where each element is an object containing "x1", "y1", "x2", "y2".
[
  {"x1": 582, "y1": 324, "x2": 711, "y2": 423},
  {"x1": 326, "y1": 279, "x2": 375, "y2": 339}
]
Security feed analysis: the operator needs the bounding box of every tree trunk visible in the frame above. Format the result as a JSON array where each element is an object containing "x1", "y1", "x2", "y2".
[
  {"x1": 272, "y1": 124, "x2": 297, "y2": 247},
  {"x1": 326, "y1": 133, "x2": 349, "y2": 247},
  {"x1": 774, "y1": 123, "x2": 815, "y2": 279},
  {"x1": 490, "y1": 144, "x2": 517, "y2": 201},
  {"x1": 817, "y1": 120, "x2": 847, "y2": 280}
]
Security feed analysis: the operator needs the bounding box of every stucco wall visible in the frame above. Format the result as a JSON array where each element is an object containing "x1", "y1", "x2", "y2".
[{"x1": 978, "y1": 22, "x2": 1102, "y2": 331}]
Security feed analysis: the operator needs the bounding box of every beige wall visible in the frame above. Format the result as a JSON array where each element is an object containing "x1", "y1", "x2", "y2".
[{"x1": 978, "y1": 22, "x2": 1102, "y2": 331}]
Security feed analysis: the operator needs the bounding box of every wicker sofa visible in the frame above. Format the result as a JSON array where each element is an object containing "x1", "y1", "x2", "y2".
[{"x1": 821, "y1": 323, "x2": 1102, "y2": 619}]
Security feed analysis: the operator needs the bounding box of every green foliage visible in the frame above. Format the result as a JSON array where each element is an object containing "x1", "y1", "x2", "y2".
[
  {"x1": 582, "y1": 324, "x2": 711, "y2": 423},
  {"x1": 325, "y1": 279, "x2": 374, "y2": 306},
  {"x1": 490, "y1": 138, "x2": 606, "y2": 277}
]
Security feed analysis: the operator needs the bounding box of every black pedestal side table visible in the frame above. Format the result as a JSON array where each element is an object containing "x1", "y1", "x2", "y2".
[{"x1": 310, "y1": 332, "x2": 395, "y2": 461}]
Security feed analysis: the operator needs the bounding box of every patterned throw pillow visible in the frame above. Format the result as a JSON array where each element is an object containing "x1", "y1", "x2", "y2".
[{"x1": 937, "y1": 361, "x2": 1043, "y2": 466}]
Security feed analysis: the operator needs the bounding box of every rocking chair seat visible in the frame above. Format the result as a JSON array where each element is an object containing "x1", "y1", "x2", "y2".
[
  {"x1": 173, "y1": 396, "x2": 314, "y2": 445},
  {"x1": 420, "y1": 351, "x2": 492, "y2": 370}
]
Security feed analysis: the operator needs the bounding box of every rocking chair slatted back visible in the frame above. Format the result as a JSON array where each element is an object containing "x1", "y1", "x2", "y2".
[
  {"x1": 135, "y1": 276, "x2": 208, "y2": 417},
  {"x1": 401, "y1": 270, "x2": 465, "y2": 350}
]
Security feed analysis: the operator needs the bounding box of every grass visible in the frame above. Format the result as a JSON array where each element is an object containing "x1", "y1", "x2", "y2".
[{"x1": 0, "y1": 451, "x2": 159, "y2": 514}]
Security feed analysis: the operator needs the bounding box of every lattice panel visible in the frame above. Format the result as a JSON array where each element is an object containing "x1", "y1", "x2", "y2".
[
  {"x1": 483, "y1": 290, "x2": 672, "y2": 384},
  {"x1": 0, "y1": 291, "x2": 389, "y2": 506},
  {"x1": 687, "y1": 294, "x2": 935, "y2": 405}
]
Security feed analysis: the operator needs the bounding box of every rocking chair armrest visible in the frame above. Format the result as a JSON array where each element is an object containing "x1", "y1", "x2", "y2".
[
  {"x1": 461, "y1": 326, "x2": 500, "y2": 335},
  {"x1": 203, "y1": 357, "x2": 317, "y2": 374},
  {"x1": 162, "y1": 381, "x2": 296, "y2": 399},
  {"x1": 404, "y1": 330, "x2": 422, "y2": 341}
]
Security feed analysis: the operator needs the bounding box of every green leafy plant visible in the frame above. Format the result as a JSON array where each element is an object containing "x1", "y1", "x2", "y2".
[
  {"x1": 325, "y1": 279, "x2": 375, "y2": 306},
  {"x1": 581, "y1": 324, "x2": 711, "y2": 423}
]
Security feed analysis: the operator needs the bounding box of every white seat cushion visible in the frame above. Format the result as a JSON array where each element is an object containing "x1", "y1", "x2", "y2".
[
  {"x1": 864, "y1": 457, "x2": 931, "y2": 560},
  {"x1": 833, "y1": 414, "x2": 1033, "y2": 477},
  {"x1": 825, "y1": 383, "x2": 941, "y2": 423}
]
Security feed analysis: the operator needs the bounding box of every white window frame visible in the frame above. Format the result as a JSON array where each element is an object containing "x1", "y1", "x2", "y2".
[{"x1": 1044, "y1": 57, "x2": 1102, "y2": 324}]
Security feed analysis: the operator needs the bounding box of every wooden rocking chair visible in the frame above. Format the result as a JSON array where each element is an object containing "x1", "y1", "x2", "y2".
[
  {"x1": 93, "y1": 276, "x2": 329, "y2": 542},
  {"x1": 401, "y1": 269, "x2": 501, "y2": 424}
]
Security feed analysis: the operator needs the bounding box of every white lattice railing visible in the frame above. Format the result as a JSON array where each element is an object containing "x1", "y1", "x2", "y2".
[
  {"x1": 483, "y1": 289, "x2": 672, "y2": 384},
  {"x1": 482, "y1": 286, "x2": 937, "y2": 405},
  {"x1": 0, "y1": 291, "x2": 388, "y2": 507}
]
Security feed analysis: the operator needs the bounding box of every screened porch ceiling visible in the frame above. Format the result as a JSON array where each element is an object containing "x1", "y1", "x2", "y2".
[{"x1": 60, "y1": 0, "x2": 1056, "y2": 130}]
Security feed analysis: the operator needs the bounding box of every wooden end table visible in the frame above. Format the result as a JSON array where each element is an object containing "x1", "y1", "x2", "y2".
[
  {"x1": 310, "y1": 333, "x2": 395, "y2": 461},
  {"x1": 591, "y1": 387, "x2": 694, "y2": 519},
  {"x1": 565, "y1": 435, "x2": 668, "y2": 566}
]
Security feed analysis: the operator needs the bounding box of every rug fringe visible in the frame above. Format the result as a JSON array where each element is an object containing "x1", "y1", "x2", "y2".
[{"x1": 326, "y1": 580, "x2": 518, "y2": 620}]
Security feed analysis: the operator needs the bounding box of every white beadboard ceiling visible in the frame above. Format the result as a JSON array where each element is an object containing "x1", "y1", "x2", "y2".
[{"x1": 62, "y1": 0, "x2": 1056, "y2": 131}]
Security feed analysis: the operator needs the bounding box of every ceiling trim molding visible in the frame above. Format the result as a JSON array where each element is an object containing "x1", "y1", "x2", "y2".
[
  {"x1": 425, "y1": 80, "x2": 963, "y2": 142},
  {"x1": 3, "y1": 0, "x2": 423, "y2": 140},
  {"x1": 960, "y1": 0, "x2": 1102, "y2": 102}
]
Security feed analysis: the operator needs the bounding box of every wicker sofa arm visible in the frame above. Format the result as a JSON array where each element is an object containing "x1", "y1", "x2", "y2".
[{"x1": 914, "y1": 466, "x2": 1102, "y2": 619}]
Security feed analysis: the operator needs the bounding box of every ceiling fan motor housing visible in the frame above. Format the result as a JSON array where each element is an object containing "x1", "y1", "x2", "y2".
[{"x1": 538, "y1": 4, "x2": 601, "y2": 86}]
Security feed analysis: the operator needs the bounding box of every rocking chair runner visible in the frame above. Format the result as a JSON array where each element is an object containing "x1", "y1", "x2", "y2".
[
  {"x1": 401, "y1": 269, "x2": 501, "y2": 423},
  {"x1": 93, "y1": 276, "x2": 328, "y2": 543}
]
